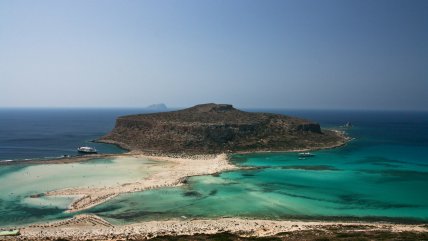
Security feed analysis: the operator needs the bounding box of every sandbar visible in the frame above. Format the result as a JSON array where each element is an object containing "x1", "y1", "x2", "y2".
[{"x1": 43, "y1": 153, "x2": 236, "y2": 212}]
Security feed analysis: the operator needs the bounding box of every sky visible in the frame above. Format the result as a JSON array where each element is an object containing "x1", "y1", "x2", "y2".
[{"x1": 0, "y1": 0, "x2": 427, "y2": 110}]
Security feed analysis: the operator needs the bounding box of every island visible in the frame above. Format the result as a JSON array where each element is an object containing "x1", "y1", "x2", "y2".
[
  {"x1": 145, "y1": 103, "x2": 168, "y2": 111},
  {"x1": 99, "y1": 103, "x2": 347, "y2": 154}
]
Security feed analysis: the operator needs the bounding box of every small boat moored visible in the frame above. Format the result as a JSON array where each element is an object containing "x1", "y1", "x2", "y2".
[{"x1": 77, "y1": 146, "x2": 97, "y2": 154}]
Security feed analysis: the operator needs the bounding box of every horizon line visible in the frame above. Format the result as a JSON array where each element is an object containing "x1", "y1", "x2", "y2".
[{"x1": 0, "y1": 106, "x2": 427, "y2": 112}]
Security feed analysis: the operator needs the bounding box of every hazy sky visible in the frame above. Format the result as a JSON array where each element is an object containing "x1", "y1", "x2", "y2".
[{"x1": 1, "y1": 0, "x2": 427, "y2": 110}]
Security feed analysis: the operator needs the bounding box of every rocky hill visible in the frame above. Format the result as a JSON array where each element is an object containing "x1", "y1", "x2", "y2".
[{"x1": 99, "y1": 103, "x2": 346, "y2": 154}]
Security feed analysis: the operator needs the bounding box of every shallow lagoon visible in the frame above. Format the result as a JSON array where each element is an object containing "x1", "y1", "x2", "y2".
[
  {"x1": 89, "y1": 118, "x2": 428, "y2": 224},
  {"x1": 90, "y1": 148, "x2": 428, "y2": 224},
  {"x1": 0, "y1": 156, "x2": 165, "y2": 226}
]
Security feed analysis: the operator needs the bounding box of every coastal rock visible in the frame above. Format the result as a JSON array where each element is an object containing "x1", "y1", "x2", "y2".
[{"x1": 100, "y1": 103, "x2": 345, "y2": 154}]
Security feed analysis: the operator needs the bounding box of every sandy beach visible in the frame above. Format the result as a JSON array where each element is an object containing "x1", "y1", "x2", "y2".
[
  {"x1": 4, "y1": 214, "x2": 426, "y2": 240},
  {"x1": 42, "y1": 153, "x2": 237, "y2": 212}
]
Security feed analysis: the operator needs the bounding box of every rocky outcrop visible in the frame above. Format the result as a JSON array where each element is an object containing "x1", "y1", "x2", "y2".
[{"x1": 100, "y1": 103, "x2": 346, "y2": 154}]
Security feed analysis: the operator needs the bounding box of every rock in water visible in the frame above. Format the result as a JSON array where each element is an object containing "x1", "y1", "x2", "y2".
[{"x1": 100, "y1": 103, "x2": 345, "y2": 154}]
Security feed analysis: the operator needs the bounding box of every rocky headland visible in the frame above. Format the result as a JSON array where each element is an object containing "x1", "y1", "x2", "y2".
[{"x1": 99, "y1": 103, "x2": 347, "y2": 154}]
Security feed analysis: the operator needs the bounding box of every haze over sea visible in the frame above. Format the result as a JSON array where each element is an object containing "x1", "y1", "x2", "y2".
[{"x1": 0, "y1": 108, "x2": 428, "y2": 226}]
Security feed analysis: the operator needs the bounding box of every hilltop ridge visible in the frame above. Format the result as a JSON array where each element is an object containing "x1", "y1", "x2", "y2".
[{"x1": 100, "y1": 103, "x2": 346, "y2": 154}]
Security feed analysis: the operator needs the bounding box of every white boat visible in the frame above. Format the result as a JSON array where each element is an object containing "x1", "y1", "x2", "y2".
[
  {"x1": 298, "y1": 152, "x2": 315, "y2": 157},
  {"x1": 77, "y1": 146, "x2": 97, "y2": 154}
]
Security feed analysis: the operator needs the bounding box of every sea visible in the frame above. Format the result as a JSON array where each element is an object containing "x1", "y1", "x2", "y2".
[{"x1": 0, "y1": 108, "x2": 427, "y2": 227}]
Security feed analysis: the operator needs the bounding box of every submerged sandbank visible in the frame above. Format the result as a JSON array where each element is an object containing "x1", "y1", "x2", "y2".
[{"x1": 42, "y1": 153, "x2": 237, "y2": 212}]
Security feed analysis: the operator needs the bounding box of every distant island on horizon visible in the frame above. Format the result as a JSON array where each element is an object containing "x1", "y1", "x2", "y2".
[{"x1": 145, "y1": 103, "x2": 168, "y2": 111}]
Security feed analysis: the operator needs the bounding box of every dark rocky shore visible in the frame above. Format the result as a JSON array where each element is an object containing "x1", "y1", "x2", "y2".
[{"x1": 100, "y1": 103, "x2": 347, "y2": 154}]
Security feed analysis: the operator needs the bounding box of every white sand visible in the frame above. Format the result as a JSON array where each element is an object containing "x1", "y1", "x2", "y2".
[
  {"x1": 17, "y1": 214, "x2": 428, "y2": 240},
  {"x1": 44, "y1": 153, "x2": 237, "y2": 212}
]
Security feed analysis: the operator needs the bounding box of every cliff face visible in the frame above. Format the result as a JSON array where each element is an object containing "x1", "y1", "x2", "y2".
[{"x1": 100, "y1": 103, "x2": 345, "y2": 154}]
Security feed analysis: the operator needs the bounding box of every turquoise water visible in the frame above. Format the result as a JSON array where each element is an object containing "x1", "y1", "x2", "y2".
[
  {"x1": 1, "y1": 110, "x2": 427, "y2": 226},
  {"x1": 0, "y1": 156, "x2": 166, "y2": 226},
  {"x1": 88, "y1": 112, "x2": 428, "y2": 224},
  {"x1": 90, "y1": 149, "x2": 428, "y2": 224}
]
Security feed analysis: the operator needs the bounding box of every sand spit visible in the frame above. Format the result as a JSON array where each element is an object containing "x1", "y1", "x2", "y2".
[
  {"x1": 43, "y1": 153, "x2": 236, "y2": 212},
  {"x1": 9, "y1": 214, "x2": 428, "y2": 240},
  {"x1": 0, "y1": 154, "x2": 113, "y2": 166}
]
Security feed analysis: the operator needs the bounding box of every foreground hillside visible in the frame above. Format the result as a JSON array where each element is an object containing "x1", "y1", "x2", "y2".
[{"x1": 100, "y1": 103, "x2": 346, "y2": 154}]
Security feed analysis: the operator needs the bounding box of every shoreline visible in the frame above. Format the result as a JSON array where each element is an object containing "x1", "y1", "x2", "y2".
[
  {"x1": 43, "y1": 153, "x2": 237, "y2": 213},
  {"x1": 0, "y1": 153, "x2": 122, "y2": 166},
  {"x1": 0, "y1": 129, "x2": 351, "y2": 214},
  {"x1": 2, "y1": 130, "x2": 427, "y2": 240},
  {"x1": 10, "y1": 214, "x2": 428, "y2": 240},
  {"x1": 97, "y1": 127, "x2": 351, "y2": 156},
  {"x1": 233, "y1": 129, "x2": 351, "y2": 155},
  {"x1": 0, "y1": 128, "x2": 350, "y2": 166}
]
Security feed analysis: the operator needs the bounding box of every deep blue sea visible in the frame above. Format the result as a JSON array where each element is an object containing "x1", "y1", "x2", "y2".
[
  {"x1": 0, "y1": 108, "x2": 157, "y2": 161},
  {"x1": 0, "y1": 108, "x2": 428, "y2": 226},
  {"x1": 2, "y1": 108, "x2": 426, "y2": 161}
]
